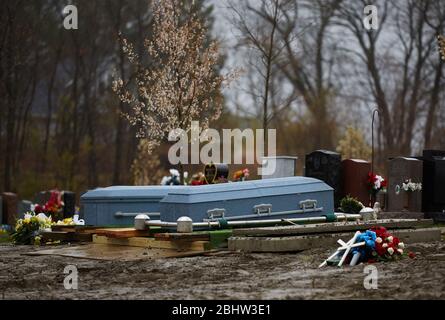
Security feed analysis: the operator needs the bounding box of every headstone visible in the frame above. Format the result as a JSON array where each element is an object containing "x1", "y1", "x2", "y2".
[
  {"x1": 63, "y1": 191, "x2": 76, "y2": 218},
  {"x1": 387, "y1": 157, "x2": 423, "y2": 212},
  {"x1": 1, "y1": 192, "x2": 18, "y2": 225},
  {"x1": 422, "y1": 150, "x2": 445, "y2": 213},
  {"x1": 261, "y1": 156, "x2": 298, "y2": 179},
  {"x1": 33, "y1": 191, "x2": 51, "y2": 205},
  {"x1": 17, "y1": 200, "x2": 32, "y2": 219},
  {"x1": 342, "y1": 159, "x2": 371, "y2": 206},
  {"x1": 204, "y1": 163, "x2": 229, "y2": 184},
  {"x1": 305, "y1": 150, "x2": 342, "y2": 207}
]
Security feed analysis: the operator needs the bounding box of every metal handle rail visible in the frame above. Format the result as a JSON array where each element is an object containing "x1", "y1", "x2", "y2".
[
  {"x1": 134, "y1": 213, "x2": 361, "y2": 231},
  {"x1": 204, "y1": 200, "x2": 323, "y2": 222}
]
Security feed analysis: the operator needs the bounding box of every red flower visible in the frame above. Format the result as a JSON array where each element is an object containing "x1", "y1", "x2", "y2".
[
  {"x1": 370, "y1": 226, "x2": 388, "y2": 238},
  {"x1": 408, "y1": 252, "x2": 416, "y2": 259}
]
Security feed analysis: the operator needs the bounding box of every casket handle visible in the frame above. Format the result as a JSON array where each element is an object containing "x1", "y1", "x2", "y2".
[
  {"x1": 206, "y1": 208, "x2": 226, "y2": 220},
  {"x1": 299, "y1": 199, "x2": 318, "y2": 210},
  {"x1": 253, "y1": 204, "x2": 272, "y2": 215}
]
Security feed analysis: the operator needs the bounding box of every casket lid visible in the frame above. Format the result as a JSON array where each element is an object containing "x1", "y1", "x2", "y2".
[
  {"x1": 161, "y1": 176, "x2": 331, "y2": 204},
  {"x1": 81, "y1": 185, "x2": 187, "y2": 201}
]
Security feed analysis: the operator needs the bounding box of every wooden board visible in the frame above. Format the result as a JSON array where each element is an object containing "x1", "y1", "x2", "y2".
[
  {"x1": 228, "y1": 228, "x2": 442, "y2": 252},
  {"x1": 24, "y1": 244, "x2": 211, "y2": 261},
  {"x1": 92, "y1": 235, "x2": 210, "y2": 251},
  {"x1": 154, "y1": 232, "x2": 210, "y2": 242},
  {"x1": 93, "y1": 228, "x2": 150, "y2": 239},
  {"x1": 232, "y1": 219, "x2": 434, "y2": 237},
  {"x1": 41, "y1": 231, "x2": 92, "y2": 242}
]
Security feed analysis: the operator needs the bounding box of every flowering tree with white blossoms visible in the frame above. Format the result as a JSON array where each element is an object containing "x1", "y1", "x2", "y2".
[{"x1": 113, "y1": 0, "x2": 238, "y2": 183}]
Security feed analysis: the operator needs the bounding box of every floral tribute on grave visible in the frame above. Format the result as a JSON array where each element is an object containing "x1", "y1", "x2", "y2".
[
  {"x1": 367, "y1": 173, "x2": 387, "y2": 195},
  {"x1": 401, "y1": 179, "x2": 422, "y2": 192},
  {"x1": 319, "y1": 226, "x2": 415, "y2": 268},
  {"x1": 33, "y1": 190, "x2": 64, "y2": 221},
  {"x1": 11, "y1": 190, "x2": 84, "y2": 245},
  {"x1": 232, "y1": 168, "x2": 250, "y2": 182}
]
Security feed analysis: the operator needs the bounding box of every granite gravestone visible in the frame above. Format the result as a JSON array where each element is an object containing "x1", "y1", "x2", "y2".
[
  {"x1": 342, "y1": 159, "x2": 371, "y2": 206},
  {"x1": 1, "y1": 192, "x2": 18, "y2": 225},
  {"x1": 387, "y1": 157, "x2": 422, "y2": 212},
  {"x1": 261, "y1": 156, "x2": 298, "y2": 179},
  {"x1": 63, "y1": 191, "x2": 76, "y2": 218},
  {"x1": 422, "y1": 150, "x2": 445, "y2": 213},
  {"x1": 33, "y1": 191, "x2": 51, "y2": 206},
  {"x1": 17, "y1": 200, "x2": 32, "y2": 219},
  {"x1": 305, "y1": 150, "x2": 342, "y2": 207}
]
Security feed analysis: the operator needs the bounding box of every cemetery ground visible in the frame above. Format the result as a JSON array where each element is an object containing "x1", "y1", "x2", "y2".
[{"x1": 1, "y1": 238, "x2": 445, "y2": 299}]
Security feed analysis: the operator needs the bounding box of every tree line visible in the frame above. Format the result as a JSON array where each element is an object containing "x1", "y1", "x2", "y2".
[{"x1": 0, "y1": 0, "x2": 444, "y2": 199}]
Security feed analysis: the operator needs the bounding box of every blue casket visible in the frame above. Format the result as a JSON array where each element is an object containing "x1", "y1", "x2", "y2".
[
  {"x1": 160, "y1": 177, "x2": 333, "y2": 222},
  {"x1": 80, "y1": 177, "x2": 334, "y2": 226},
  {"x1": 80, "y1": 185, "x2": 186, "y2": 226}
]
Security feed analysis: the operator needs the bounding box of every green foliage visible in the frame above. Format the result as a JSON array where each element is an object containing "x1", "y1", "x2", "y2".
[
  {"x1": 336, "y1": 126, "x2": 371, "y2": 160},
  {"x1": 340, "y1": 195, "x2": 364, "y2": 214}
]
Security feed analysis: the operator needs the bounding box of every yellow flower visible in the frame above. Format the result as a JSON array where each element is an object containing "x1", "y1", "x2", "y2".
[{"x1": 24, "y1": 218, "x2": 31, "y2": 224}]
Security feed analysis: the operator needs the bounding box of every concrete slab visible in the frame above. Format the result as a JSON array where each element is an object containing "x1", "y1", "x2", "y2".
[
  {"x1": 228, "y1": 228, "x2": 442, "y2": 252},
  {"x1": 232, "y1": 219, "x2": 434, "y2": 237}
]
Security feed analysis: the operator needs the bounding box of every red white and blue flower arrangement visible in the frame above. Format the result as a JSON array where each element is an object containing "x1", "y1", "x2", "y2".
[{"x1": 320, "y1": 226, "x2": 415, "y2": 268}]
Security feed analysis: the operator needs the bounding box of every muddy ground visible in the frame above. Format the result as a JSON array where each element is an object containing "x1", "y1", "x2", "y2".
[{"x1": 0, "y1": 242, "x2": 444, "y2": 300}]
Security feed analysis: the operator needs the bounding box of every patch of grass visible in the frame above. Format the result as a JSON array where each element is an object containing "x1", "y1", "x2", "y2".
[{"x1": 0, "y1": 236, "x2": 12, "y2": 244}]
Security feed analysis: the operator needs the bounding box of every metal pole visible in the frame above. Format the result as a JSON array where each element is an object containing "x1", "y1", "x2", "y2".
[
  {"x1": 371, "y1": 108, "x2": 380, "y2": 206},
  {"x1": 139, "y1": 213, "x2": 362, "y2": 230},
  {"x1": 371, "y1": 108, "x2": 380, "y2": 174}
]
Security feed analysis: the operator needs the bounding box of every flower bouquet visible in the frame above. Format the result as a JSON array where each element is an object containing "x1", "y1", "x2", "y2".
[
  {"x1": 401, "y1": 179, "x2": 422, "y2": 192},
  {"x1": 33, "y1": 190, "x2": 64, "y2": 221},
  {"x1": 321, "y1": 226, "x2": 415, "y2": 267},
  {"x1": 11, "y1": 212, "x2": 52, "y2": 245},
  {"x1": 190, "y1": 172, "x2": 206, "y2": 186},
  {"x1": 367, "y1": 172, "x2": 387, "y2": 196},
  {"x1": 233, "y1": 168, "x2": 250, "y2": 182}
]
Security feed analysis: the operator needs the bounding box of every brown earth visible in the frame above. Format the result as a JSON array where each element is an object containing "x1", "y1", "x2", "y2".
[{"x1": 0, "y1": 241, "x2": 444, "y2": 300}]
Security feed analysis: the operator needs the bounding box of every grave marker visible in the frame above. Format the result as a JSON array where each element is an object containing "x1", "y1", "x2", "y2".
[
  {"x1": 422, "y1": 150, "x2": 445, "y2": 213},
  {"x1": 387, "y1": 157, "x2": 422, "y2": 212},
  {"x1": 305, "y1": 150, "x2": 342, "y2": 207},
  {"x1": 261, "y1": 156, "x2": 298, "y2": 179},
  {"x1": 63, "y1": 191, "x2": 76, "y2": 218},
  {"x1": 17, "y1": 200, "x2": 33, "y2": 219},
  {"x1": 1, "y1": 192, "x2": 18, "y2": 226},
  {"x1": 342, "y1": 159, "x2": 371, "y2": 206}
]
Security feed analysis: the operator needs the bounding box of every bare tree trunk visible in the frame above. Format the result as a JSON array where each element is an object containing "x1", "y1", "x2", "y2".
[{"x1": 424, "y1": 58, "x2": 444, "y2": 148}]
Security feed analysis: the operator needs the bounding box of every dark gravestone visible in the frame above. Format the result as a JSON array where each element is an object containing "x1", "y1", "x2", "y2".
[
  {"x1": 305, "y1": 150, "x2": 342, "y2": 207},
  {"x1": 63, "y1": 191, "x2": 76, "y2": 218},
  {"x1": 33, "y1": 191, "x2": 51, "y2": 205},
  {"x1": 387, "y1": 157, "x2": 422, "y2": 212},
  {"x1": 422, "y1": 150, "x2": 445, "y2": 213},
  {"x1": 17, "y1": 200, "x2": 33, "y2": 219},
  {"x1": 342, "y1": 159, "x2": 371, "y2": 206},
  {"x1": 1, "y1": 192, "x2": 18, "y2": 225}
]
